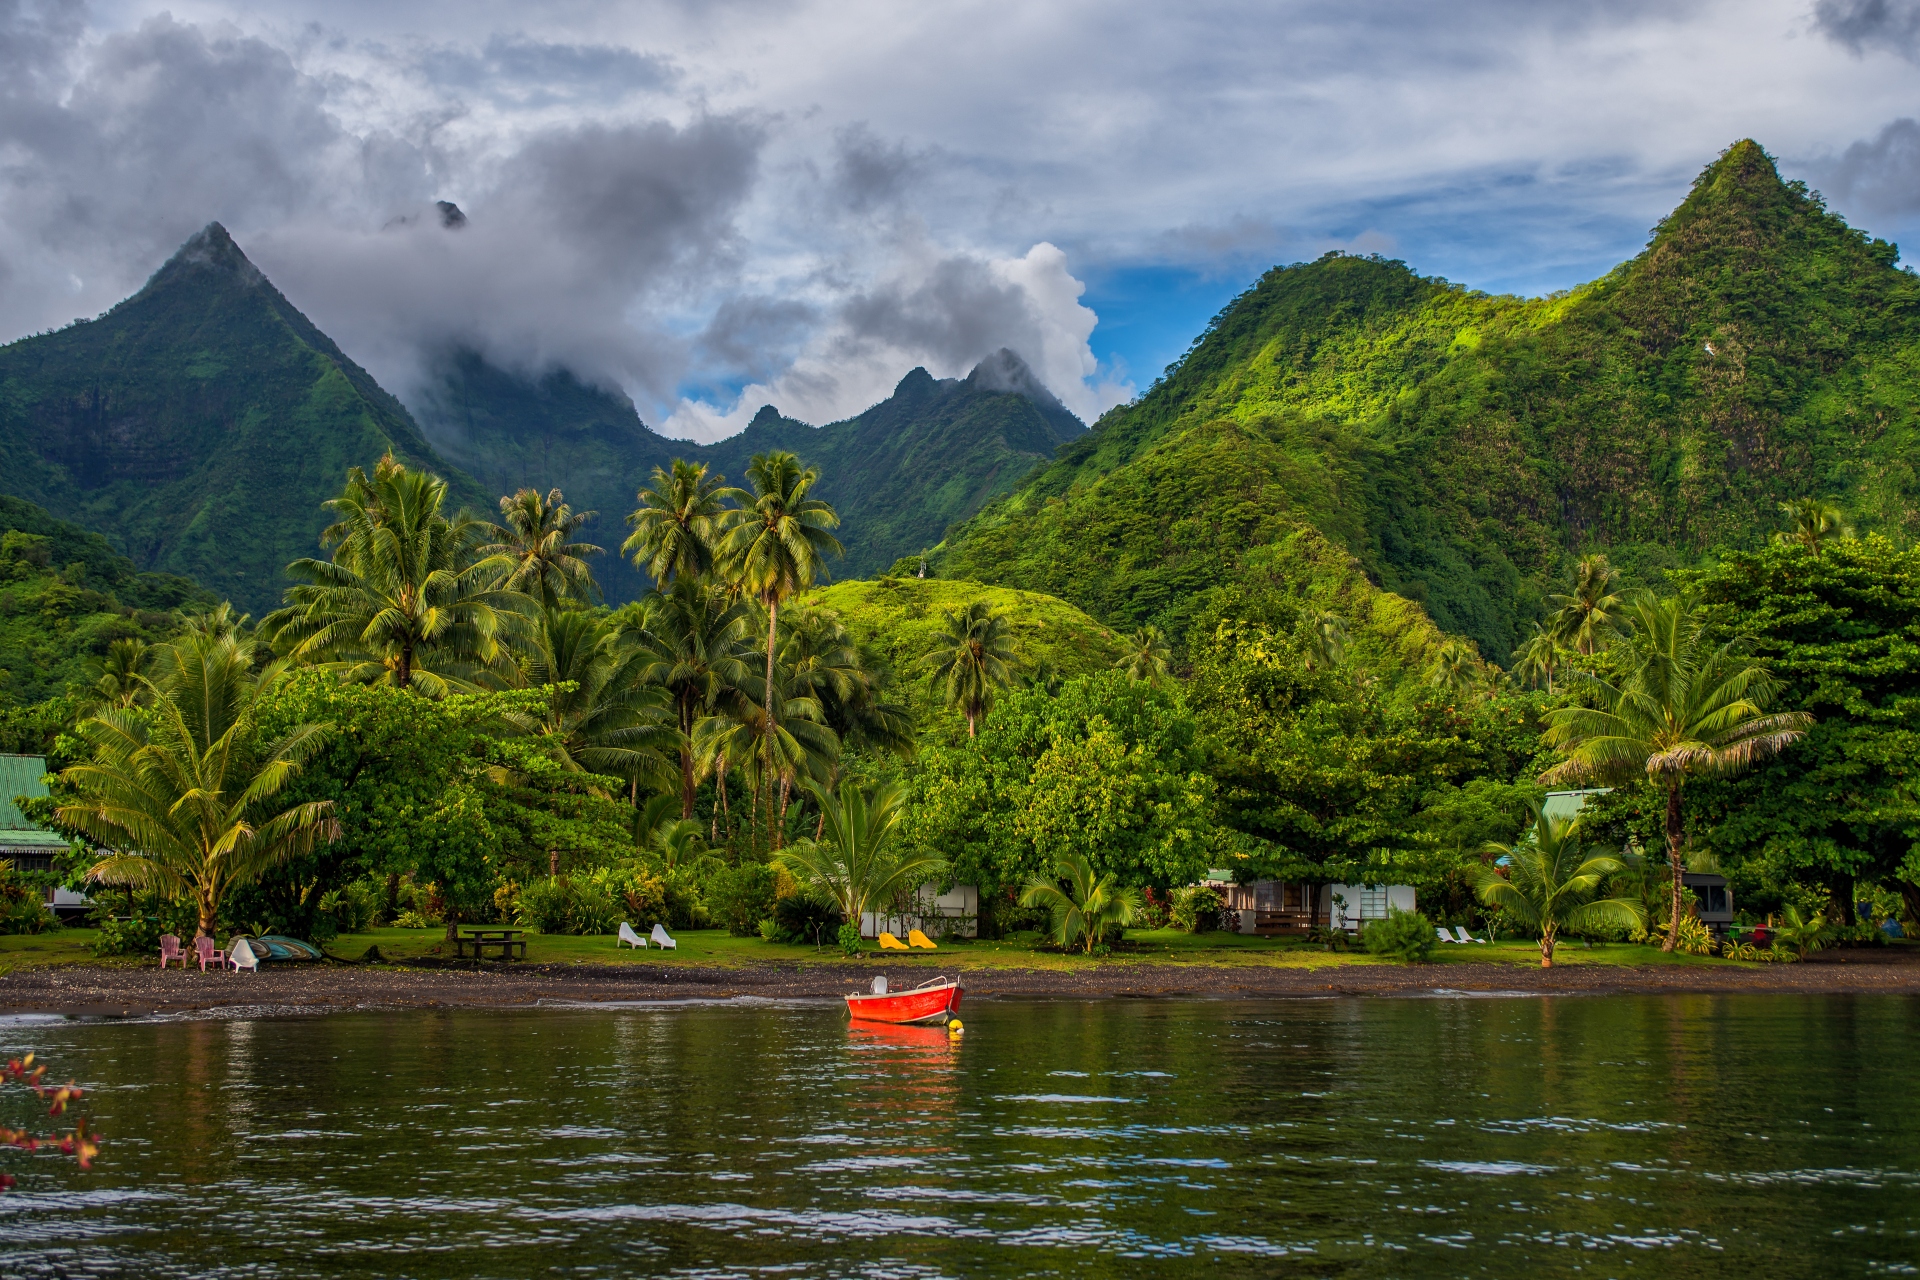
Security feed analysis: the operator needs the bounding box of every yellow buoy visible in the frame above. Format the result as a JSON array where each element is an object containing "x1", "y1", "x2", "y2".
[{"x1": 948, "y1": 1019, "x2": 964, "y2": 1032}]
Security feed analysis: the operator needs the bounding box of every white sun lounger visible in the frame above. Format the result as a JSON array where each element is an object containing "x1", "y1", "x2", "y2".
[
  {"x1": 1435, "y1": 927, "x2": 1455, "y2": 944},
  {"x1": 1451, "y1": 927, "x2": 1488, "y2": 944},
  {"x1": 649, "y1": 923, "x2": 677, "y2": 951},
  {"x1": 617, "y1": 922, "x2": 647, "y2": 949}
]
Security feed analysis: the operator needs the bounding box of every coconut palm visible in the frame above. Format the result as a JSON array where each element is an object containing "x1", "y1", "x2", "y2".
[
  {"x1": 1302, "y1": 611, "x2": 1348, "y2": 671},
  {"x1": 721, "y1": 451, "x2": 842, "y2": 846},
  {"x1": 482, "y1": 487, "x2": 602, "y2": 607},
  {"x1": 1472, "y1": 803, "x2": 1645, "y2": 967},
  {"x1": 59, "y1": 633, "x2": 338, "y2": 939},
  {"x1": 778, "y1": 777, "x2": 943, "y2": 925},
  {"x1": 179, "y1": 602, "x2": 251, "y2": 640},
  {"x1": 1775, "y1": 497, "x2": 1854, "y2": 554},
  {"x1": 1426, "y1": 637, "x2": 1480, "y2": 699},
  {"x1": 1548, "y1": 554, "x2": 1628, "y2": 656},
  {"x1": 506, "y1": 607, "x2": 676, "y2": 796},
  {"x1": 1116, "y1": 624, "x2": 1172, "y2": 682},
  {"x1": 267, "y1": 456, "x2": 526, "y2": 695},
  {"x1": 926, "y1": 600, "x2": 1015, "y2": 737},
  {"x1": 624, "y1": 460, "x2": 734, "y2": 586},
  {"x1": 632, "y1": 578, "x2": 757, "y2": 817},
  {"x1": 782, "y1": 608, "x2": 915, "y2": 758},
  {"x1": 1020, "y1": 851, "x2": 1141, "y2": 954},
  {"x1": 85, "y1": 639, "x2": 151, "y2": 711},
  {"x1": 692, "y1": 667, "x2": 837, "y2": 854},
  {"x1": 1510, "y1": 622, "x2": 1564, "y2": 694},
  {"x1": 1541, "y1": 593, "x2": 1812, "y2": 951}
]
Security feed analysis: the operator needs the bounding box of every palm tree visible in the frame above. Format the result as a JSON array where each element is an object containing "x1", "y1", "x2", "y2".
[
  {"x1": 1426, "y1": 637, "x2": 1480, "y2": 700},
  {"x1": 267, "y1": 456, "x2": 526, "y2": 695},
  {"x1": 482, "y1": 487, "x2": 602, "y2": 607},
  {"x1": 58, "y1": 633, "x2": 338, "y2": 939},
  {"x1": 507, "y1": 607, "x2": 676, "y2": 798},
  {"x1": 1302, "y1": 611, "x2": 1348, "y2": 671},
  {"x1": 783, "y1": 608, "x2": 915, "y2": 759},
  {"x1": 1510, "y1": 622, "x2": 1564, "y2": 694},
  {"x1": 1472, "y1": 803, "x2": 1645, "y2": 967},
  {"x1": 1548, "y1": 554, "x2": 1628, "y2": 656},
  {"x1": 721, "y1": 451, "x2": 842, "y2": 846},
  {"x1": 624, "y1": 460, "x2": 733, "y2": 586},
  {"x1": 1020, "y1": 852, "x2": 1141, "y2": 954},
  {"x1": 1775, "y1": 497, "x2": 1854, "y2": 554},
  {"x1": 632, "y1": 578, "x2": 756, "y2": 817},
  {"x1": 85, "y1": 639, "x2": 151, "y2": 711},
  {"x1": 1115, "y1": 624, "x2": 1171, "y2": 682},
  {"x1": 926, "y1": 600, "x2": 1015, "y2": 737},
  {"x1": 179, "y1": 603, "x2": 251, "y2": 640},
  {"x1": 778, "y1": 778, "x2": 944, "y2": 926},
  {"x1": 692, "y1": 665, "x2": 838, "y2": 855},
  {"x1": 1542, "y1": 593, "x2": 1812, "y2": 950}
]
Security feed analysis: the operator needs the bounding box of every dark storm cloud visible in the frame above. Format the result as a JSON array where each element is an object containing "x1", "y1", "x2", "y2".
[
  {"x1": 1804, "y1": 117, "x2": 1920, "y2": 216},
  {"x1": 693, "y1": 295, "x2": 820, "y2": 385},
  {"x1": 1813, "y1": 0, "x2": 1920, "y2": 59},
  {"x1": 831, "y1": 124, "x2": 923, "y2": 213},
  {"x1": 835, "y1": 253, "x2": 1039, "y2": 371}
]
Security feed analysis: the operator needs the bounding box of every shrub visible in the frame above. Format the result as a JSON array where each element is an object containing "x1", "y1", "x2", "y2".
[
  {"x1": 1169, "y1": 885, "x2": 1221, "y2": 934},
  {"x1": 707, "y1": 863, "x2": 778, "y2": 938},
  {"x1": 392, "y1": 908, "x2": 439, "y2": 929},
  {"x1": 1671, "y1": 915, "x2": 1715, "y2": 956},
  {"x1": 0, "y1": 863, "x2": 54, "y2": 935},
  {"x1": 1133, "y1": 888, "x2": 1171, "y2": 930},
  {"x1": 837, "y1": 922, "x2": 862, "y2": 956},
  {"x1": 771, "y1": 894, "x2": 843, "y2": 946},
  {"x1": 512, "y1": 877, "x2": 622, "y2": 935},
  {"x1": 320, "y1": 881, "x2": 382, "y2": 935},
  {"x1": 1363, "y1": 908, "x2": 1437, "y2": 963}
]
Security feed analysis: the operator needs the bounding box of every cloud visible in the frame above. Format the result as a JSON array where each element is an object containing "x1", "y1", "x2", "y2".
[
  {"x1": 1812, "y1": 0, "x2": 1920, "y2": 60},
  {"x1": 1802, "y1": 117, "x2": 1920, "y2": 218}
]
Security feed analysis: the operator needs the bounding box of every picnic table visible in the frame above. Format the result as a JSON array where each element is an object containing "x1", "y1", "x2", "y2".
[{"x1": 455, "y1": 928, "x2": 527, "y2": 961}]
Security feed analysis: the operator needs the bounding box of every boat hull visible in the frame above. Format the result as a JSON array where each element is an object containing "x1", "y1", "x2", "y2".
[{"x1": 844, "y1": 981, "x2": 963, "y2": 1025}]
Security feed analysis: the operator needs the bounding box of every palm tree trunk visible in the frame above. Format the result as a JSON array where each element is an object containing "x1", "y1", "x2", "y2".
[
  {"x1": 197, "y1": 888, "x2": 216, "y2": 940},
  {"x1": 397, "y1": 646, "x2": 412, "y2": 690},
  {"x1": 1540, "y1": 927, "x2": 1555, "y2": 968},
  {"x1": 1663, "y1": 781, "x2": 1684, "y2": 953},
  {"x1": 764, "y1": 596, "x2": 781, "y2": 851},
  {"x1": 717, "y1": 756, "x2": 730, "y2": 841},
  {"x1": 680, "y1": 745, "x2": 696, "y2": 819}
]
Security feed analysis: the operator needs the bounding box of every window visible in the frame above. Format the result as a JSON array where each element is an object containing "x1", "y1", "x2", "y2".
[{"x1": 1359, "y1": 886, "x2": 1389, "y2": 919}]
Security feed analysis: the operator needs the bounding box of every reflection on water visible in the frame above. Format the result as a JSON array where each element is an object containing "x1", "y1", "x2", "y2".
[{"x1": 2, "y1": 995, "x2": 1916, "y2": 1278}]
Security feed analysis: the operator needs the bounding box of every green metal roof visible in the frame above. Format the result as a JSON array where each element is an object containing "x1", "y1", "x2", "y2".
[{"x1": 0, "y1": 754, "x2": 53, "y2": 831}]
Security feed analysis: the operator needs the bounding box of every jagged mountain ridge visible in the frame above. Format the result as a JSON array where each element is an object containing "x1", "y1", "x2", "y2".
[
  {"x1": 944, "y1": 140, "x2": 1920, "y2": 658},
  {"x1": 413, "y1": 346, "x2": 1085, "y2": 597}
]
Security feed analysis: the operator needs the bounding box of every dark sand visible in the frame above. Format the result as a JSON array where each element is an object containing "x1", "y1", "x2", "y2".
[{"x1": 4, "y1": 948, "x2": 1918, "y2": 1018}]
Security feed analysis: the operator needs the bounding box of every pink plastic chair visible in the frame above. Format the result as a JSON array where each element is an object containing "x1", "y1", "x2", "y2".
[
  {"x1": 158, "y1": 934, "x2": 184, "y2": 969},
  {"x1": 195, "y1": 935, "x2": 228, "y2": 972}
]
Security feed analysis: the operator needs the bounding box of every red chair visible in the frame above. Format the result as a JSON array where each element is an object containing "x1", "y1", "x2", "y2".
[
  {"x1": 194, "y1": 935, "x2": 228, "y2": 972},
  {"x1": 158, "y1": 934, "x2": 185, "y2": 969}
]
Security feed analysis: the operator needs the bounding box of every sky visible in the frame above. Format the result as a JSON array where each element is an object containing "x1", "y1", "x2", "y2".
[{"x1": 2, "y1": 0, "x2": 1919, "y2": 441}]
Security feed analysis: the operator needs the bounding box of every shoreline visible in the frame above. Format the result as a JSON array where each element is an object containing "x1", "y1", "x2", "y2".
[{"x1": 5, "y1": 951, "x2": 1919, "y2": 1018}]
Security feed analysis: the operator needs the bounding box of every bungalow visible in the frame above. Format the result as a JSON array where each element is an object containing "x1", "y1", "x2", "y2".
[
  {"x1": 861, "y1": 882, "x2": 980, "y2": 939},
  {"x1": 0, "y1": 754, "x2": 86, "y2": 921},
  {"x1": 1202, "y1": 872, "x2": 1416, "y2": 936}
]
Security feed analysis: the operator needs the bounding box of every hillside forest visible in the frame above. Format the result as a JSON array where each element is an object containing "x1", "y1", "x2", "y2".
[{"x1": 0, "y1": 140, "x2": 1916, "y2": 957}]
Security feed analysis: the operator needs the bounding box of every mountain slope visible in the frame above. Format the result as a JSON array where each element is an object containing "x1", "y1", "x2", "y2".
[
  {"x1": 946, "y1": 141, "x2": 1920, "y2": 658},
  {"x1": 0, "y1": 224, "x2": 484, "y2": 615},
  {"x1": 413, "y1": 347, "x2": 1085, "y2": 595}
]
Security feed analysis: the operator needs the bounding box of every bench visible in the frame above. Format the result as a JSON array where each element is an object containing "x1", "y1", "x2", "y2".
[{"x1": 456, "y1": 928, "x2": 527, "y2": 961}]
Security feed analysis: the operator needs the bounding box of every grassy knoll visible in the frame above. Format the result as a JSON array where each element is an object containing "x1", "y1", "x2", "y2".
[{"x1": 1, "y1": 926, "x2": 1752, "y2": 975}]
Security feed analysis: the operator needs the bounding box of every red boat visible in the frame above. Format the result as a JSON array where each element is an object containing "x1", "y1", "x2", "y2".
[{"x1": 845, "y1": 974, "x2": 964, "y2": 1024}]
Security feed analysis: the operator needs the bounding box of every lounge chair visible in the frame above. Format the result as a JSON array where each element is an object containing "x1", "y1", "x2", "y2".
[
  {"x1": 1435, "y1": 927, "x2": 1454, "y2": 944},
  {"x1": 159, "y1": 934, "x2": 185, "y2": 969},
  {"x1": 1451, "y1": 927, "x2": 1488, "y2": 945},
  {"x1": 618, "y1": 922, "x2": 647, "y2": 949},
  {"x1": 649, "y1": 923, "x2": 677, "y2": 951},
  {"x1": 227, "y1": 937, "x2": 259, "y2": 972},
  {"x1": 907, "y1": 929, "x2": 938, "y2": 950},
  {"x1": 194, "y1": 935, "x2": 228, "y2": 972},
  {"x1": 878, "y1": 932, "x2": 910, "y2": 950}
]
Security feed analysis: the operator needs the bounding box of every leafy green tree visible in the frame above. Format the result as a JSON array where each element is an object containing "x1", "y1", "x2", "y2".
[
  {"x1": 269, "y1": 456, "x2": 526, "y2": 695},
  {"x1": 58, "y1": 633, "x2": 338, "y2": 938},
  {"x1": 926, "y1": 600, "x2": 1015, "y2": 737},
  {"x1": 1542, "y1": 593, "x2": 1812, "y2": 950},
  {"x1": 1774, "y1": 497, "x2": 1853, "y2": 554},
  {"x1": 507, "y1": 607, "x2": 676, "y2": 799},
  {"x1": 1301, "y1": 611, "x2": 1348, "y2": 671},
  {"x1": 779, "y1": 778, "x2": 943, "y2": 925},
  {"x1": 721, "y1": 451, "x2": 843, "y2": 846},
  {"x1": 624, "y1": 460, "x2": 732, "y2": 586},
  {"x1": 1020, "y1": 851, "x2": 1140, "y2": 953},
  {"x1": 1115, "y1": 624, "x2": 1172, "y2": 682},
  {"x1": 1549, "y1": 554, "x2": 1627, "y2": 657},
  {"x1": 1472, "y1": 804, "x2": 1644, "y2": 967},
  {"x1": 482, "y1": 487, "x2": 602, "y2": 606},
  {"x1": 634, "y1": 578, "x2": 755, "y2": 817}
]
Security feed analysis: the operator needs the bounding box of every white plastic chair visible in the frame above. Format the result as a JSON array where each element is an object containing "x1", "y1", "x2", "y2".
[
  {"x1": 1435, "y1": 927, "x2": 1454, "y2": 944},
  {"x1": 617, "y1": 922, "x2": 647, "y2": 950},
  {"x1": 227, "y1": 937, "x2": 259, "y2": 972},
  {"x1": 649, "y1": 923, "x2": 677, "y2": 951},
  {"x1": 1452, "y1": 926, "x2": 1487, "y2": 945}
]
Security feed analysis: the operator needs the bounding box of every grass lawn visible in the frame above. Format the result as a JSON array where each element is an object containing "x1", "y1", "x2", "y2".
[{"x1": 2, "y1": 925, "x2": 1745, "y2": 974}]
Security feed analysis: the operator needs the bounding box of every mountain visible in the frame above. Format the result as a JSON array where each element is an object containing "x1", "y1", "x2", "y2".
[
  {"x1": 0, "y1": 224, "x2": 484, "y2": 615},
  {"x1": 411, "y1": 347, "x2": 1085, "y2": 596},
  {"x1": 943, "y1": 141, "x2": 1920, "y2": 659}
]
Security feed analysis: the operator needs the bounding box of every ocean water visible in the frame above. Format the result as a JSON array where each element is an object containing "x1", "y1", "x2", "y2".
[{"x1": 2, "y1": 993, "x2": 1916, "y2": 1278}]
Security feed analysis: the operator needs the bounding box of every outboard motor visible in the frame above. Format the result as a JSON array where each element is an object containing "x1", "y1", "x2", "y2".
[{"x1": 871, "y1": 976, "x2": 889, "y2": 995}]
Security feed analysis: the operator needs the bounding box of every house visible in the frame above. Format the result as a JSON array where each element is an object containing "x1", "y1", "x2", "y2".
[
  {"x1": 0, "y1": 754, "x2": 86, "y2": 921},
  {"x1": 861, "y1": 882, "x2": 979, "y2": 939},
  {"x1": 1203, "y1": 871, "x2": 1416, "y2": 935}
]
